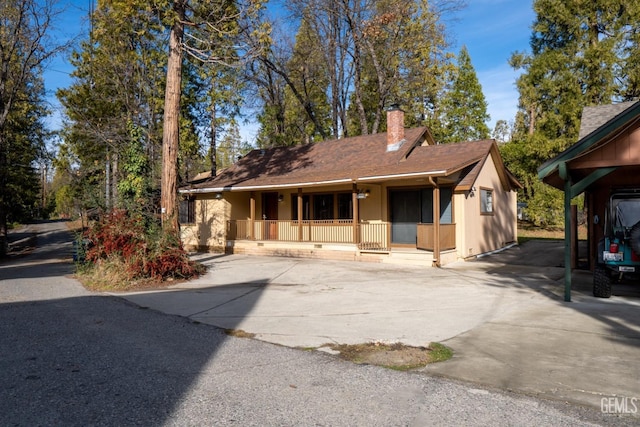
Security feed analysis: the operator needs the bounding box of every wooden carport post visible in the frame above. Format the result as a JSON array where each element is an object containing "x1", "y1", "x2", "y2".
[
  {"x1": 571, "y1": 205, "x2": 578, "y2": 269},
  {"x1": 558, "y1": 162, "x2": 618, "y2": 302},
  {"x1": 560, "y1": 162, "x2": 572, "y2": 302}
]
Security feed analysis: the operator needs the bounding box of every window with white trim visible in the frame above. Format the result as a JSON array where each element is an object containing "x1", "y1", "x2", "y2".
[{"x1": 480, "y1": 188, "x2": 493, "y2": 214}]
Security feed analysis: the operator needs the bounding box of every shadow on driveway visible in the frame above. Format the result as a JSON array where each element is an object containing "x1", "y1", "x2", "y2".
[{"x1": 0, "y1": 221, "x2": 268, "y2": 425}]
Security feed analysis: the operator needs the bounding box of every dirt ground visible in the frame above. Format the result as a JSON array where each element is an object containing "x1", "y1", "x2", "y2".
[{"x1": 325, "y1": 342, "x2": 452, "y2": 370}]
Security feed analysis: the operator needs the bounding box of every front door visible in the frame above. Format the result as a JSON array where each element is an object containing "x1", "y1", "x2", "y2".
[
  {"x1": 390, "y1": 188, "x2": 452, "y2": 246},
  {"x1": 262, "y1": 192, "x2": 279, "y2": 240},
  {"x1": 390, "y1": 190, "x2": 422, "y2": 244}
]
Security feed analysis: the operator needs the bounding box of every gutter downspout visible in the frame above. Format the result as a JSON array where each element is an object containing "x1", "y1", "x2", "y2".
[
  {"x1": 429, "y1": 177, "x2": 441, "y2": 267},
  {"x1": 352, "y1": 183, "x2": 359, "y2": 245},
  {"x1": 297, "y1": 188, "x2": 303, "y2": 241},
  {"x1": 250, "y1": 192, "x2": 256, "y2": 241}
]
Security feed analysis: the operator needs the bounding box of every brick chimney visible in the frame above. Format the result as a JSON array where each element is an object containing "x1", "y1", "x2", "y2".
[{"x1": 386, "y1": 104, "x2": 405, "y2": 152}]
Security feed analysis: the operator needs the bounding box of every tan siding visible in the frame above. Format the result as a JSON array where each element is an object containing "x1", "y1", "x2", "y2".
[{"x1": 461, "y1": 155, "x2": 517, "y2": 257}]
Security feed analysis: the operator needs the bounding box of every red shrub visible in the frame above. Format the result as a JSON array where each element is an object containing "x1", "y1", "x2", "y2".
[{"x1": 82, "y1": 209, "x2": 202, "y2": 283}]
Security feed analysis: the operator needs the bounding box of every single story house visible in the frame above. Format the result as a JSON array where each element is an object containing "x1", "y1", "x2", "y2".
[
  {"x1": 179, "y1": 107, "x2": 521, "y2": 266},
  {"x1": 538, "y1": 100, "x2": 640, "y2": 300}
]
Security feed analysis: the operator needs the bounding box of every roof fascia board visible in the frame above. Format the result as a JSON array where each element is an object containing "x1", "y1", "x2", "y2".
[
  {"x1": 358, "y1": 170, "x2": 447, "y2": 181},
  {"x1": 179, "y1": 178, "x2": 354, "y2": 193}
]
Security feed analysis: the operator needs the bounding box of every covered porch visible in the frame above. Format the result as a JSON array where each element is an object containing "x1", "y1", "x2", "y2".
[
  {"x1": 226, "y1": 219, "x2": 456, "y2": 253},
  {"x1": 220, "y1": 180, "x2": 457, "y2": 265}
]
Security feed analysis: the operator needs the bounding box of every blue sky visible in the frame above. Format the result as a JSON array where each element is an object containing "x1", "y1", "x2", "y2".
[
  {"x1": 448, "y1": 0, "x2": 535, "y2": 128},
  {"x1": 43, "y1": 0, "x2": 535, "y2": 138}
]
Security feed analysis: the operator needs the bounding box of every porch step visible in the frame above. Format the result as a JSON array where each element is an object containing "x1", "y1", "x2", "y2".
[{"x1": 383, "y1": 250, "x2": 434, "y2": 266}]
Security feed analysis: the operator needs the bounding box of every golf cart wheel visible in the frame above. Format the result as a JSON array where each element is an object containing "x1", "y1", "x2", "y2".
[
  {"x1": 630, "y1": 221, "x2": 640, "y2": 254},
  {"x1": 593, "y1": 265, "x2": 612, "y2": 298}
]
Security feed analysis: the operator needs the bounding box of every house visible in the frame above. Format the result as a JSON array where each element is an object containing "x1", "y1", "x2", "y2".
[
  {"x1": 179, "y1": 107, "x2": 521, "y2": 266},
  {"x1": 538, "y1": 100, "x2": 640, "y2": 300}
]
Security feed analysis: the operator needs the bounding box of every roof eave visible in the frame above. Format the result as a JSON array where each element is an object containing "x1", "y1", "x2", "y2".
[{"x1": 179, "y1": 178, "x2": 355, "y2": 194}]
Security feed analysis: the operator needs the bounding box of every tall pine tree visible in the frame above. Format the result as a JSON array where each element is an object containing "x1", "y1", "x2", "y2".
[
  {"x1": 437, "y1": 46, "x2": 490, "y2": 143},
  {"x1": 502, "y1": 0, "x2": 640, "y2": 226},
  {"x1": 0, "y1": 0, "x2": 65, "y2": 256}
]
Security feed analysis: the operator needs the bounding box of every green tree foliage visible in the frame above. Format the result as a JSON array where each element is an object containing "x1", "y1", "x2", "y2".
[
  {"x1": 254, "y1": 0, "x2": 461, "y2": 144},
  {"x1": 217, "y1": 120, "x2": 252, "y2": 169},
  {"x1": 54, "y1": 185, "x2": 75, "y2": 218},
  {"x1": 118, "y1": 122, "x2": 151, "y2": 211},
  {"x1": 435, "y1": 46, "x2": 490, "y2": 143},
  {"x1": 1, "y1": 78, "x2": 48, "y2": 225},
  {"x1": 188, "y1": 58, "x2": 245, "y2": 175},
  {"x1": 255, "y1": 12, "x2": 332, "y2": 146},
  {"x1": 504, "y1": 0, "x2": 640, "y2": 226},
  {"x1": 0, "y1": 0, "x2": 66, "y2": 255},
  {"x1": 346, "y1": 0, "x2": 458, "y2": 136},
  {"x1": 57, "y1": 0, "x2": 167, "y2": 213}
]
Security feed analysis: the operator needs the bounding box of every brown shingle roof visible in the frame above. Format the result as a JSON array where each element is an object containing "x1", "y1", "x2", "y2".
[{"x1": 182, "y1": 128, "x2": 519, "y2": 192}]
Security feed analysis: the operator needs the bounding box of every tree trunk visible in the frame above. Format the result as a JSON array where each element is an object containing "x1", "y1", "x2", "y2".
[
  {"x1": 0, "y1": 134, "x2": 7, "y2": 257},
  {"x1": 112, "y1": 153, "x2": 118, "y2": 206},
  {"x1": 210, "y1": 103, "x2": 217, "y2": 175},
  {"x1": 343, "y1": 10, "x2": 368, "y2": 135},
  {"x1": 528, "y1": 104, "x2": 535, "y2": 135},
  {"x1": 161, "y1": 1, "x2": 186, "y2": 232}
]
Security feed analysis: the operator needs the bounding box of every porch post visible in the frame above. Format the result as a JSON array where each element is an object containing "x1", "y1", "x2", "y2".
[
  {"x1": 430, "y1": 177, "x2": 441, "y2": 267},
  {"x1": 250, "y1": 192, "x2": 255, "y2": 240},
  {"x1": 297, "y1": 188, "x2": 303, "y2": 241},
  {"x1": 571, "y1": 205, "x2": 578, "y2": 269},
  {"x1": 352, "y1": 183, "x2": 359, "y2": 244}
]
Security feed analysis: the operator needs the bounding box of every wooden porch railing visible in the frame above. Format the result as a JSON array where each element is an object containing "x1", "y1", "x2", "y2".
[
  {"x1": 357, "y1": 222, "x2": 389, "y2": 251},
  {"x1": 416, "y1": 223, "x2": 456, "y2": 251},
  {"x1": 226, "y1": 220, "x2": 455, "y2": 252},
  {"x1": 227, "y1": 220, "x2": 391, "y2": 250}
]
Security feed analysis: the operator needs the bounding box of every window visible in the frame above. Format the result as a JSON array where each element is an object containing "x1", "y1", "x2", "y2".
[
  {"x1": 313, "y1": 194, "x2": 334, "y2": 220},
  {"x1": 480, "y1": 188, "x2": 493, "y2": 214},
  {"x1": 179, "y1": 197, "x2": 195, "y2": 223},
  {"x1": 291, "y1": 195, "x2": 310, "y2": 220},
  {"x1": 292, "y1": 192, "x2": 353, "y2": 221},
  {"x1": 337, "y1": 193, "x2": 353, "y2": 219}
]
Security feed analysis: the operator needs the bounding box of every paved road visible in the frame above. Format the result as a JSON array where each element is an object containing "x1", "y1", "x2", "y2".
[{"x1": 0, "y1": 222, "x2": 634, "y2": 426}]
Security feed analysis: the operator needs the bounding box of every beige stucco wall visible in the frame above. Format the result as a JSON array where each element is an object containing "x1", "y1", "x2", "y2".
[
  {"x1": 455, "y1": 155, "x2": 517, "y2": 259},
  {"x1": 180, "y1": 194, "x2": 227, "y2": 251}
]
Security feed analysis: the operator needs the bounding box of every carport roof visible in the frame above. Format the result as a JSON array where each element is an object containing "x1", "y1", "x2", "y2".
[{"x1": 538, "y1": 101, "x2": 640, "y2": 190}]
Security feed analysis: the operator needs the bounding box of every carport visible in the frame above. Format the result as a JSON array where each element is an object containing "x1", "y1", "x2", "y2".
[{"x1": 538, "y1": 101, "x2": 640, "y2": 301}]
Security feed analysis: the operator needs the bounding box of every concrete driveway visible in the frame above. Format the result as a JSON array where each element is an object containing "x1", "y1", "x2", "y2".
[{"x1": 118, "y1": 242, "x2": 640, "y2": 413}]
